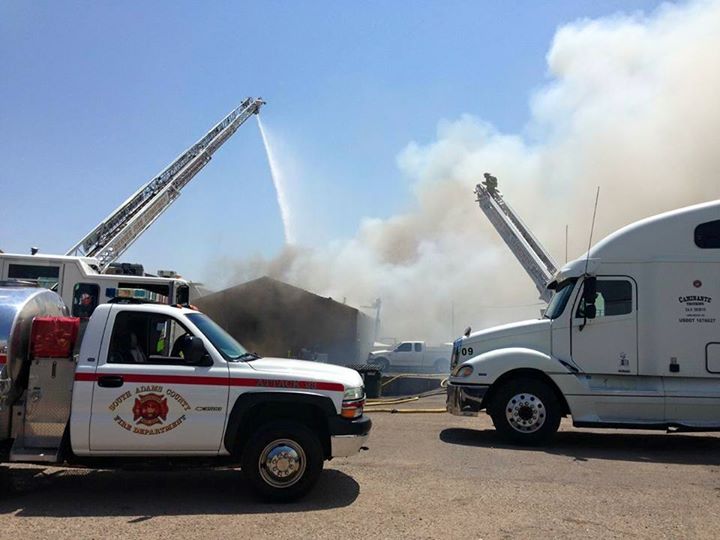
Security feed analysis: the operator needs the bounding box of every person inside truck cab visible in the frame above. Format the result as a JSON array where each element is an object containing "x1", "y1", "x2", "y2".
[
  {"x1": 109, "y1": 311, "x2": 198, "y2": 365},
  {"x1": 170, "y1": 333, "x2": 192, "y2": 358}
]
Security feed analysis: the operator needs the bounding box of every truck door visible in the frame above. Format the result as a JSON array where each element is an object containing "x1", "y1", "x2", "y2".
[
  {"x1": 392, "y1": 342, "x2": 414, "y2": 368},
  {"x1": 571, "y1": 277, "x2": 638, "y2": 375},
  {"x1": 88, "y1": 308, "x2": 229, "y2": 453},
  {"x1": 415, "y1": 342, "x2": 426, "y2": 368}
]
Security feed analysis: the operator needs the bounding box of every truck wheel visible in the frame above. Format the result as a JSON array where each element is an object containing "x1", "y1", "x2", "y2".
[
  {"x1": 489, "y1": 377, "x2": 561, "y2": 446},
  {"x1": 241, "y1": 421, "x2": 324, "y2": 502},
  {"x1": 434, "y1": 358, "x2": 450, "y2": 373},
  {"x1": 374, "y1": 357, "x2": 390, "y2": 372}
]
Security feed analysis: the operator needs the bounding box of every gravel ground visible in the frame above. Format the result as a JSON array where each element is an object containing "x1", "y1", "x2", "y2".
[{"x1": 0, "y1": 395, "x2": 718, "y2": 539}]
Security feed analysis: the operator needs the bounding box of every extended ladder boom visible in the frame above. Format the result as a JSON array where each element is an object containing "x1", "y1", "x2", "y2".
[
  {"x1": 475, "y1": 174, "x2": 558, "y2": 302},
  {"x1": 66, "y1": 97, "x2": 265, "y2": 270}
]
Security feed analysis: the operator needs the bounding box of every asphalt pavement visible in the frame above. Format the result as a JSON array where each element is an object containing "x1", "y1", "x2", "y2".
[{"x1": 0, "y1": 395, "x2": 718, "y2": 539}]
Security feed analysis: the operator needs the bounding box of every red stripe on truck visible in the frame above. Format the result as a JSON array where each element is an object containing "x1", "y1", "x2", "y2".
[
  {"x1": 73, "y1": 372, "x2": 344, "y2": 392},
  {"x1": 0, "y1": 354, "x2": 6, "y2": 365}
]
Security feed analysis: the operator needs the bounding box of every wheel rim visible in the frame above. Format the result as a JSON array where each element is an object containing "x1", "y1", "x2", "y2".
[
  {"x1": 505, "y1": 392, "x2": 546, "y2": 433},
  {"x1": 258, "y1": 438, "x2": 307, "y2": 489}
]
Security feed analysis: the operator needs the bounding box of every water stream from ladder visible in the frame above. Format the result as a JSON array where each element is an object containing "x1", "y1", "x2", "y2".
[{"x1": 257, "y1": 116, "x2": 294, "y2": 245}]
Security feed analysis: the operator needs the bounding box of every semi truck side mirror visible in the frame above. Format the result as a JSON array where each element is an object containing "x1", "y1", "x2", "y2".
[
  {"x1": 185, "y1": 336, "x2": 212, "y2": 366},
  {"x1": 580, "y1": 276, "x2": 597, "y2": 322}
]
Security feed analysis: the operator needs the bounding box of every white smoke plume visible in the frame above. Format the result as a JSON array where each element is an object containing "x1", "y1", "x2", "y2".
[{"x1": 216, "y1": 0, "x2": 720, "y2": 342}]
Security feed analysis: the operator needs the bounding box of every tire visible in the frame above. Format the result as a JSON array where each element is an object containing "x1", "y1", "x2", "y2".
[
  {"x1": 374, "y1": 357, "x2": 390, "y2": 372},
  {"x1": 241, "y1": 421, "x2": 324, "y2": 502},
  {"x1": 488, "y1": 377, "x2": 561, "y2": 446},
  {"x1": 434, "y1": 358, "x2": 450, "y2": 373}
]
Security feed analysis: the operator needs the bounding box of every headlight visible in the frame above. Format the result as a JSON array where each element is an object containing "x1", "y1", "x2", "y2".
[
  {"x1": 342, "y1": 386, "x2": 365, "y2": 418},
  {"x1": 453, "y1": 365, "x2": 473, "y2": 377},
  {"x1": 343, "y1": 386, "x2": 364, "y2": 400}
]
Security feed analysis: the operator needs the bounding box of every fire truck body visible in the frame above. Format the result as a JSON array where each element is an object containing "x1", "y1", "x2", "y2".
[{"x1": 0, "y1": 287, "x2": 371, "y2": 500}]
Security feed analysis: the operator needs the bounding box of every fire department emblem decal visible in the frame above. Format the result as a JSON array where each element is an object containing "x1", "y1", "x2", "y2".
[
  {"x1": 132, "y1": 393, "x2": 169, "y2": 426},
  {"x1": 108, "y1": 385, "x2": 192, "y2": 435}
]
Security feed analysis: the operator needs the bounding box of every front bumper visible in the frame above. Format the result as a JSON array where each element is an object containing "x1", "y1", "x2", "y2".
[
  {"x1": 331, "y1": 434, "x2": 369, "y2": 457},
  {"x1": 328, "y1": 415, "x2": 372, "y2": 458},
  {"x1": 446, "y1": 383, "x2": 489, "y2": 416}
]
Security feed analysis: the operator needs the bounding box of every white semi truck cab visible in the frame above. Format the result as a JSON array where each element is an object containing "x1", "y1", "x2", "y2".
[
  {"x1": 448, "y1": 200, "x2": 720, "y2": 444},
  {"x1": 0, "y1": 286, "x2": 371, "y2": 501}
]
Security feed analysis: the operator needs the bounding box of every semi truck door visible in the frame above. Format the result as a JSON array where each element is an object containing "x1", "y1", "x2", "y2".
[
  {"x1": 571, "y1": 278, "x2": 638, "y2": 375},
  {"x1": 88, "y1": 308, "x2": 229, "y2": 454}
]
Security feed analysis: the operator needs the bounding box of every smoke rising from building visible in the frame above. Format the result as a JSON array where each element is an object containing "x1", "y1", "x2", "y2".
[{"x1": 217, "y1": 0, "x2": 720, "y2": 342}]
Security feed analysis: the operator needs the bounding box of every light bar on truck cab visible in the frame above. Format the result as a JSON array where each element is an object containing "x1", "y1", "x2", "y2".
[{"x1": 105, "y1": 287, "x2": 169, "y2": 304}]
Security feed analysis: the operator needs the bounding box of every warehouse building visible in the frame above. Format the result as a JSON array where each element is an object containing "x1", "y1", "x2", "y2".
[{"x1": 195, "y1": 276, "x2": 374, "y2": 365}]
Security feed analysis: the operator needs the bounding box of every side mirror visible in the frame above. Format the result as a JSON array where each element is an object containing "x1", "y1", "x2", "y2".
[
  {"x1": 184, "y1": 336, "x2": 212, "y2": 366},
  {"x1": 582, "y1": 277, "x2": 597, "y2": 320}
]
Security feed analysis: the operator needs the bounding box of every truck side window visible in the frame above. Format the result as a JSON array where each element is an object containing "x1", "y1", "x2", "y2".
[
  {"x1": 414, "y1": 343, "x2": 422, "y2": 352},
  {"x1": 695, "y1": 219, "x2": 720, "y2": 249},
  {"x1": 108, "y1": 311, "x2": 193, "y2": 365},
  {"x1": 395, "y1": 343, "x2": 412, "y2": 352},
  {"x1": 8, "y1": 264, "x2": 60, "y2": 290},
  {"x1": 576, "y1": 280, "x2": 633, "y2": 318},
  {"x1": 72, "y1": 283, "x2": 99, "y2": 318},
  {"x1": 176, "y1": 284, "x2": 190, "y2": 305}
]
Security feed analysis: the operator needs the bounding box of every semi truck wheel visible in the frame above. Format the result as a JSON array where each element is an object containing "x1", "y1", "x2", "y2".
[
  {"x1": 241, "y1": 421, "x2": 323, "y2": 502},
  {"x1": 489, "y1": 377, "x2": 561, "y2": 445}
]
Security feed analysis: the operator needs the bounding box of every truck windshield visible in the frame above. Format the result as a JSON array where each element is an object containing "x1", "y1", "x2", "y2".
[
  {"x1": 186, "y1": 313, "x2": 255, "y2": 361},
  {"x1": 544, "y1": 279, "x2": 576, "y2": 319}
]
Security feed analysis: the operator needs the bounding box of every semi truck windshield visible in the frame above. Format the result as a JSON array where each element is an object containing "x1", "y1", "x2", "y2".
[{"x1": 544, "y1": 279, "x2": 576, "y2": 319}]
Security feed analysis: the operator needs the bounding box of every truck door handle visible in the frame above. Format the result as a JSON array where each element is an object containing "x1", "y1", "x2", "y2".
[{"x1": 97, "y1": 375, "x2": 124, "y2": 388}]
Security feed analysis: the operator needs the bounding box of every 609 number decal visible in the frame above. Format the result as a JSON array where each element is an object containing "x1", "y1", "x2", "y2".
[{"x1": 460, "y1": 347, "x2": 474, "y2": 356}]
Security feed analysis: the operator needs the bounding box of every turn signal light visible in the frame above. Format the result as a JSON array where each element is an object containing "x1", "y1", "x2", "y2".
[{"x1": 341, "y1": 398, "x2": 365, "y2": 419}]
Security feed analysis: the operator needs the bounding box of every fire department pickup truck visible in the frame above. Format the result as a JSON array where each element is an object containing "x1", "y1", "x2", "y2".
[{"x1": 0, "y1": 286, "x2": 371, "y2": 501}]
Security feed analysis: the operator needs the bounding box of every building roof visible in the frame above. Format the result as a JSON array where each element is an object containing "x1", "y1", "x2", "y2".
[{"x1": 198, "y1": 276, "x2": 359, "y2": 315}]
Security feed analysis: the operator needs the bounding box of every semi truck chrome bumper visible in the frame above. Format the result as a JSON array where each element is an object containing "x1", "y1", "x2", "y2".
[
  {"x1": 328, "y1": 415, "x2": 372, "y2": 457},
  {"x1": 446, "y1": 383, "x2": 489, "y2": 416}
]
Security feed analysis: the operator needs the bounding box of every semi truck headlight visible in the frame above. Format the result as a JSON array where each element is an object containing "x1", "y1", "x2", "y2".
[{"x1": 454, "y1": 365, "x2": 473, "y2": 377}]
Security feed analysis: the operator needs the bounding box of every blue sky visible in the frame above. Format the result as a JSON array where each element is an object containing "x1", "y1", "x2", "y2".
[{"x1": 0, "y1": 0, "x2": 664, "y2": 285}]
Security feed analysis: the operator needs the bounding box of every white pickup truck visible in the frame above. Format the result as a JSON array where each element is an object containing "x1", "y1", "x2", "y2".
[
  {"x1": 369, "y1": 341, "x2": 452, "y2": 373},
  {"x1": 0, "y1": 286, "x2": 371, "y2": 501},
  {"x1": 448, "y1": 200, "x2": 720, "y2": 445}
]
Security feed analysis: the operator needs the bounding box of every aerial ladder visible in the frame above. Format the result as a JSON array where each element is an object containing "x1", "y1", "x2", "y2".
[
  {"x1": 475, "y1": 173, "x2": 558, "y2": 302},
  {"x1": 66, "y1": 97, "x2": 265, "y2": 271}
]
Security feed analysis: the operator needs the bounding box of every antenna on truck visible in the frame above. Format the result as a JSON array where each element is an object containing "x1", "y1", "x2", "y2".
[
  {"x1": 583, "y1": 187, "x2": 601, "y2": 276},
  {"x1": 579, "y1": 187, "x2": 600, "y2": 331}
]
